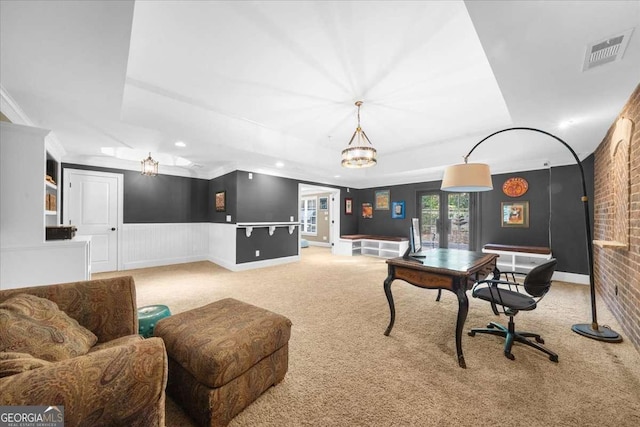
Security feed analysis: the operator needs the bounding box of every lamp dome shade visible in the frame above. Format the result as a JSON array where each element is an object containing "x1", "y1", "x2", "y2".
[{"x1": 441, "y1": 163, "x2": 493, "y2": 192}]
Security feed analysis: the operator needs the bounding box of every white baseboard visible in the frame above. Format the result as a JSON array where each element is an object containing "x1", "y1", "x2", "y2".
[
  {"x1": 553, "y1": 271, "x2": 589, "y2": 285},
  {"x1": 123, "y1": 255, "x2": 208, "y2": 271},
  {"x1": 224, "y1": 255, "x2": 300, "y2": 272},
  {"x1": 308, "y1": 241, "x2": 331, "y2": 247}
]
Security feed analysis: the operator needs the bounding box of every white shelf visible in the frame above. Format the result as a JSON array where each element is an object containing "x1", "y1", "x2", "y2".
[
  {"x1": 237, "y1": 221, "x2": 299, "y2": 237},
  {"x1": 339, "y1": 237, "x2": 409, "y2": 258},
  {"x1": 45, "y1": 181, "x2": 57, "y2": 190},
  {"x1": 484, "y1": 247, "x2": 552, "y2": 273},
  {"x1": 45, "y1": 210, "x2": 57, "y2": 216}
]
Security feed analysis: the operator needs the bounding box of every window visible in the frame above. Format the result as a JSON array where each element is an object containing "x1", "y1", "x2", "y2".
[{"x1": 300, "y1": 197, "x2": 317, "y2": 235}]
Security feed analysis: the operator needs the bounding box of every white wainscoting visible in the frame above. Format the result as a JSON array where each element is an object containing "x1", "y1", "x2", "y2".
[
  {"x1": 120, "y1": 222, "x2": 300, "y2": 272},
  {"x1": 121, "y1": 223, "x2": 210, "y2": 270},
  {"x1": 208, "y1": 223, "x2": 237, "y2": 271}
]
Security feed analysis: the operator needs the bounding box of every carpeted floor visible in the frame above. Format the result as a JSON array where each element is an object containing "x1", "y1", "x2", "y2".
[{"x1": 96, "y1": 247, "x2": 640, "y2": 426}]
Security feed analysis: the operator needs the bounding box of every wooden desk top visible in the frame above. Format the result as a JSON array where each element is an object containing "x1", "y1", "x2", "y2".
[{"x1": 387, "y1": 248, "x2": 497, "y2": 277}]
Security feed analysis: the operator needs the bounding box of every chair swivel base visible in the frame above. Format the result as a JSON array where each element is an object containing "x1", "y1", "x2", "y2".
[{"x1": 468, "y1": 320, "x2": 559, "y2": 363}]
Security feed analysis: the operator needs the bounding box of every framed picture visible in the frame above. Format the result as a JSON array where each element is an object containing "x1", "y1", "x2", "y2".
[
  {"x1": 375, "y1": 189, "x2": 390, "y2": 210},
  {"x1": 501, "y1": 201, "x2": 529, "y2": 227},
  {"x1": 319, "y1": 197, "x2": 328, "y2": 210},
  {"x1": 391, "y1": 201, "x2": 405, "y2": 219},
  {"x1": 345, "y1": 198, "x2": 353, "y2": 215},
  {"x1": 362, "y1": 202, "x2": 373, "y2": 218},
  {"x1": 215, "y1": 191, "x2": 226, "y2": 212}
]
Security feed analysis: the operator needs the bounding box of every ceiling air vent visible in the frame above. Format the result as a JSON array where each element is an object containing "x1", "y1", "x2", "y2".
[{"x1": 583, "y1": 28, "x2": 634, "y2": 71}]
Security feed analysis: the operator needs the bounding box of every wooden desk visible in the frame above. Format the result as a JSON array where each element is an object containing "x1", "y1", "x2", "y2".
[{"x1": 384, "y1": 249, "x2": 498, "y2": 368}]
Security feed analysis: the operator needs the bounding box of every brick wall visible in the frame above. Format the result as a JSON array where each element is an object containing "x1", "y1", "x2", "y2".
[{"x1": 593, "y1": 83, "x2": 640, "y2": 350}]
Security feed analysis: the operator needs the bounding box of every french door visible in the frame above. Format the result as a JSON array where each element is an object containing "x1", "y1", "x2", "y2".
[{"x1": 417, "y1": 191, "x2": 473, "y2": 250}]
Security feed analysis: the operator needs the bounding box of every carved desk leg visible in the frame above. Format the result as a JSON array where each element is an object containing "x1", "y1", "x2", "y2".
[
  {"x1": 455, "y1": 280, "x2": 469, "y2": 368},
  {"x1": 384, "y1": 274, "x2": 395, "y2": 336}
]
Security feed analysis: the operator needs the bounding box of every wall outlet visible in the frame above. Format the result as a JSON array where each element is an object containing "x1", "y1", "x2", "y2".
[
  {"x1": 255, "y1": 250, "x2": 260, "y2": 257},
  {"x1": 323, "y1": 236, "x2": 327, "y2": 240},
  {"x1": 226, "y1": 215, "x2": 231, "y2": 222},
  {"x1": 248, "y1": 172, "x2": 253, "y2": 179},
  {"x1": 290, "y1": 216, "x2": 294, "y2": 222}
]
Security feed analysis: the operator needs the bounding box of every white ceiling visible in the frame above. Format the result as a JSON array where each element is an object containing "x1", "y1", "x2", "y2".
[{"x1": 1, "y1": 1, "x2": 638, "y2": 188}]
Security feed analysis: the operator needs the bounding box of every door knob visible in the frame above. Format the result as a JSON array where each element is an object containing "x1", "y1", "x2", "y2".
[{"x1": 111, "y1": 227, "x2": 116, "y2": 231}]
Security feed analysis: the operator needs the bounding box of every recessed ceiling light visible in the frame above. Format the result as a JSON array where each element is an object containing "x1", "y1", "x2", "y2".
[
  {"x1": 334, "y1": 175, "x2": 340, "y2": 178},
  {"x1": 175, "y1": 141, "x2": 186, "y2": 147},
  {"x1": 558, "y1": 119, "x2": 578, "y2": 129},
  {"x1": 275, "y1": 161, "x2": 285, "y2": 168}
]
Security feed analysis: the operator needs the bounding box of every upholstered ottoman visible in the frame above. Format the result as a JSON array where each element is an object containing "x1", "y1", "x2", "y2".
[{"x1": 154, "y1": 298, "x2": 292, "y2": 427}]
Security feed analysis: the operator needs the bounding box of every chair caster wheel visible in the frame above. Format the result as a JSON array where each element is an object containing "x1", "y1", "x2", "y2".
[
  {"x1": 550, "y1": 355, "x2": 559, "y2": 363},
  {"x1": 535, "y1": 337, "x2": 545, "y2": 344},
  {"x1": 504, "y1": 352, "x2": 515, "y2": 360},
  {"x1": 468, "y1": 331, "x2": 476, "y2": 337}
]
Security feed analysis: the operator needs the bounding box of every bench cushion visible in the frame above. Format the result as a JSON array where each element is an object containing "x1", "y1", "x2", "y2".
[
  {"x1": 483, "y1": 243, "x2": 551, "y2": 255},
  {"x1": 154, "y1": 298, "x2": 291, "y2": 389}
]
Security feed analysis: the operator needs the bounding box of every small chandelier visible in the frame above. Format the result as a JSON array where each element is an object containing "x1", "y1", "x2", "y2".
[
  {"x1": 141, "y1": 152, "x2": 159, "y2": 176},
  {"x1": 341, "y1": 101, "x2": 377, "y2": 168}
]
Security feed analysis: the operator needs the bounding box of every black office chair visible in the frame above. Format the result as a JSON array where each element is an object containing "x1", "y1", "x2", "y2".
[{"x1": 468, "y1": 259, "x2": 559, "y2": 362}]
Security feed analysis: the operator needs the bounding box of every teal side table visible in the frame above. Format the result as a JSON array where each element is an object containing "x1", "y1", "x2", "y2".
[{"x1": 138, "y1": 305, "x2": 171, "y2": 338}]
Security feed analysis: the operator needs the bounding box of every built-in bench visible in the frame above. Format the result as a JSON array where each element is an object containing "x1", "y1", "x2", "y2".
[
  {"x1": 482, "y1": 243, "x2": 552, "y2": 273},
  {"x1": 338, "y1": 234, "x2": 409, "y2": 258}
]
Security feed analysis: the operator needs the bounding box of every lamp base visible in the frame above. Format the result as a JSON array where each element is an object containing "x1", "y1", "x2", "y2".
[{"x1": 572, "y1": 323, "x2": 622, "y2": 343}]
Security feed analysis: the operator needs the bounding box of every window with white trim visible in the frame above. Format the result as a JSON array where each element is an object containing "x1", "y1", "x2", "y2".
[{"x1": 300, "y1": 197, "x2": 317, "y2": 235}]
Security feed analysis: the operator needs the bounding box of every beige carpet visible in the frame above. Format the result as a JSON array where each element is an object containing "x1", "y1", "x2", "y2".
[{"x1": 96, "y1": 247, "x2": 640, "y2": 426}]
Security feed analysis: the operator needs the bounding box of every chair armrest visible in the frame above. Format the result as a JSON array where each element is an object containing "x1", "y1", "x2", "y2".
[
  {"x1": 0, "y1": 337, "x2": 167, "y2": 427},
  {"x1": 0, "y1": 276, "x2": 138, "y2": 342}
]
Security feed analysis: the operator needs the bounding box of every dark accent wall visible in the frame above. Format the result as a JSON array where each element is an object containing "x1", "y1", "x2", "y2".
[
  {"x1": 209, "y1": 171, "x2": 238, "y2": 223},
  {"x1": 236, "y1": 171, "x2": 299, "y2": 222},
  {"x1": 62, "y1": 163, "x2": 209, "y2": 223},
  {"x1": 355, "y1": 160, "x2": 594, "y2": 275},
  {"x1": 479, "y1": 169, "x2": 551, "y2": 248},
  {"x1": 340, "y1": 188, "x2": 359, "y2": 235},
  {"x1": 236, "y1": 227, "x2": 299, "y2": 264}
]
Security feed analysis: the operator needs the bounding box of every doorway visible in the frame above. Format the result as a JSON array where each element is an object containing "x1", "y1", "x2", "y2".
[
  {"x1": 298, "y1": 184, "x2": 340, "y2": 253},
  {"x1": 63, "y1": 169, "x2": 123, "y2": 273},
  {"x1": 417, "y1": 191, "x2": 473, "y2": 250}
]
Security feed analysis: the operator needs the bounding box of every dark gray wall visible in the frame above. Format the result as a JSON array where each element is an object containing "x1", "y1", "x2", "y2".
[
  {"x1": 234, "y1": 171, "x2": 300, "y2": 263},
  {"x1": 236, "y1": 171, "x2": 299, "y2": 222},
  {"x1": 62, "y1": 163, "x2": 209, "y2": 223},
  {"x1": 209, "y1": 171, "x2": 237, "y2": 223},
  {"x1": 355, "y1": 156, "x2": 594, "y2": 274},
  {"x1": 478, "y1": 169, "x2": 551, "y2": 248}
]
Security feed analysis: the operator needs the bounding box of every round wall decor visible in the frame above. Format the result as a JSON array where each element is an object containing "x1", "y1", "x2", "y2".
[{"x1": 502, "y1": 177, "x2": 529, "y2": 197}]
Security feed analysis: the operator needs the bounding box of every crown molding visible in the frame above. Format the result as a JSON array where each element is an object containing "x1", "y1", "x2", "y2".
[{"x1": 0, "y1": 84, "x2": 67, "y2": 159}]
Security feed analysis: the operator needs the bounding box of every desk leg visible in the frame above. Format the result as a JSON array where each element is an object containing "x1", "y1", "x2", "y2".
[
  {"x1": 383, "y1": 276, "x2": 395, "y2": 336},
  {"x1": 455, "y1": 285, "x2": 469, "y2": 369}
]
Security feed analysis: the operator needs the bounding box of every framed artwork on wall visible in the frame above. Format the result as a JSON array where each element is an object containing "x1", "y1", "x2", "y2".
[
  {"x1": 501, "y1": 201, "x2": 529, "y2": 227},
  {"x1": 391, "y1": 201, "x2": 405, "y2": 219},
  {"x1": 319, "y1": 197, "x2": 328, "y2": 210},
  {"x1": 502, "y1": 177, "x2": 529, "y2": 197},
  {"x1": 375, "y1": 189, "x2": 390, "y2": 210},
  {"x1": 362, "y1": 202, "x2": 373, "y2": 218},
  {"x1": 215, "y1": 191, "x2": 226, "y2": 212},
  {"x1": 345, "y1": 198, "x2": 353, "y2": 215}
]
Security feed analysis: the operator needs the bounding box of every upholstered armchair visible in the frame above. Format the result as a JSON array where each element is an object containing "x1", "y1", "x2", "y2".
[{"x1": 0, "y1": 276, "x2": 168, "y2": 426}]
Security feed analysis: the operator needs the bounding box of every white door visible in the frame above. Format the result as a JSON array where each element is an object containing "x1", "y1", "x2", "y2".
[{"x1": 63, "y1": 169, "x2": 122, "y2": 273}]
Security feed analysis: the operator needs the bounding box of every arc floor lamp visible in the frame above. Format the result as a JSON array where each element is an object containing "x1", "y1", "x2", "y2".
[{"x1": 441, "y1": 127, "x2": 622, "y2": 343}]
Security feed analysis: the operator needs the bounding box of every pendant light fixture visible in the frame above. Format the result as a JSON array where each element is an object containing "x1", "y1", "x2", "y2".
[
  {"x1": 341, "y1": 101, "x2": 377, "y2": 168},
  {"x1": 141, "y1": 152, "x2": 159, "y2": 176}
]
